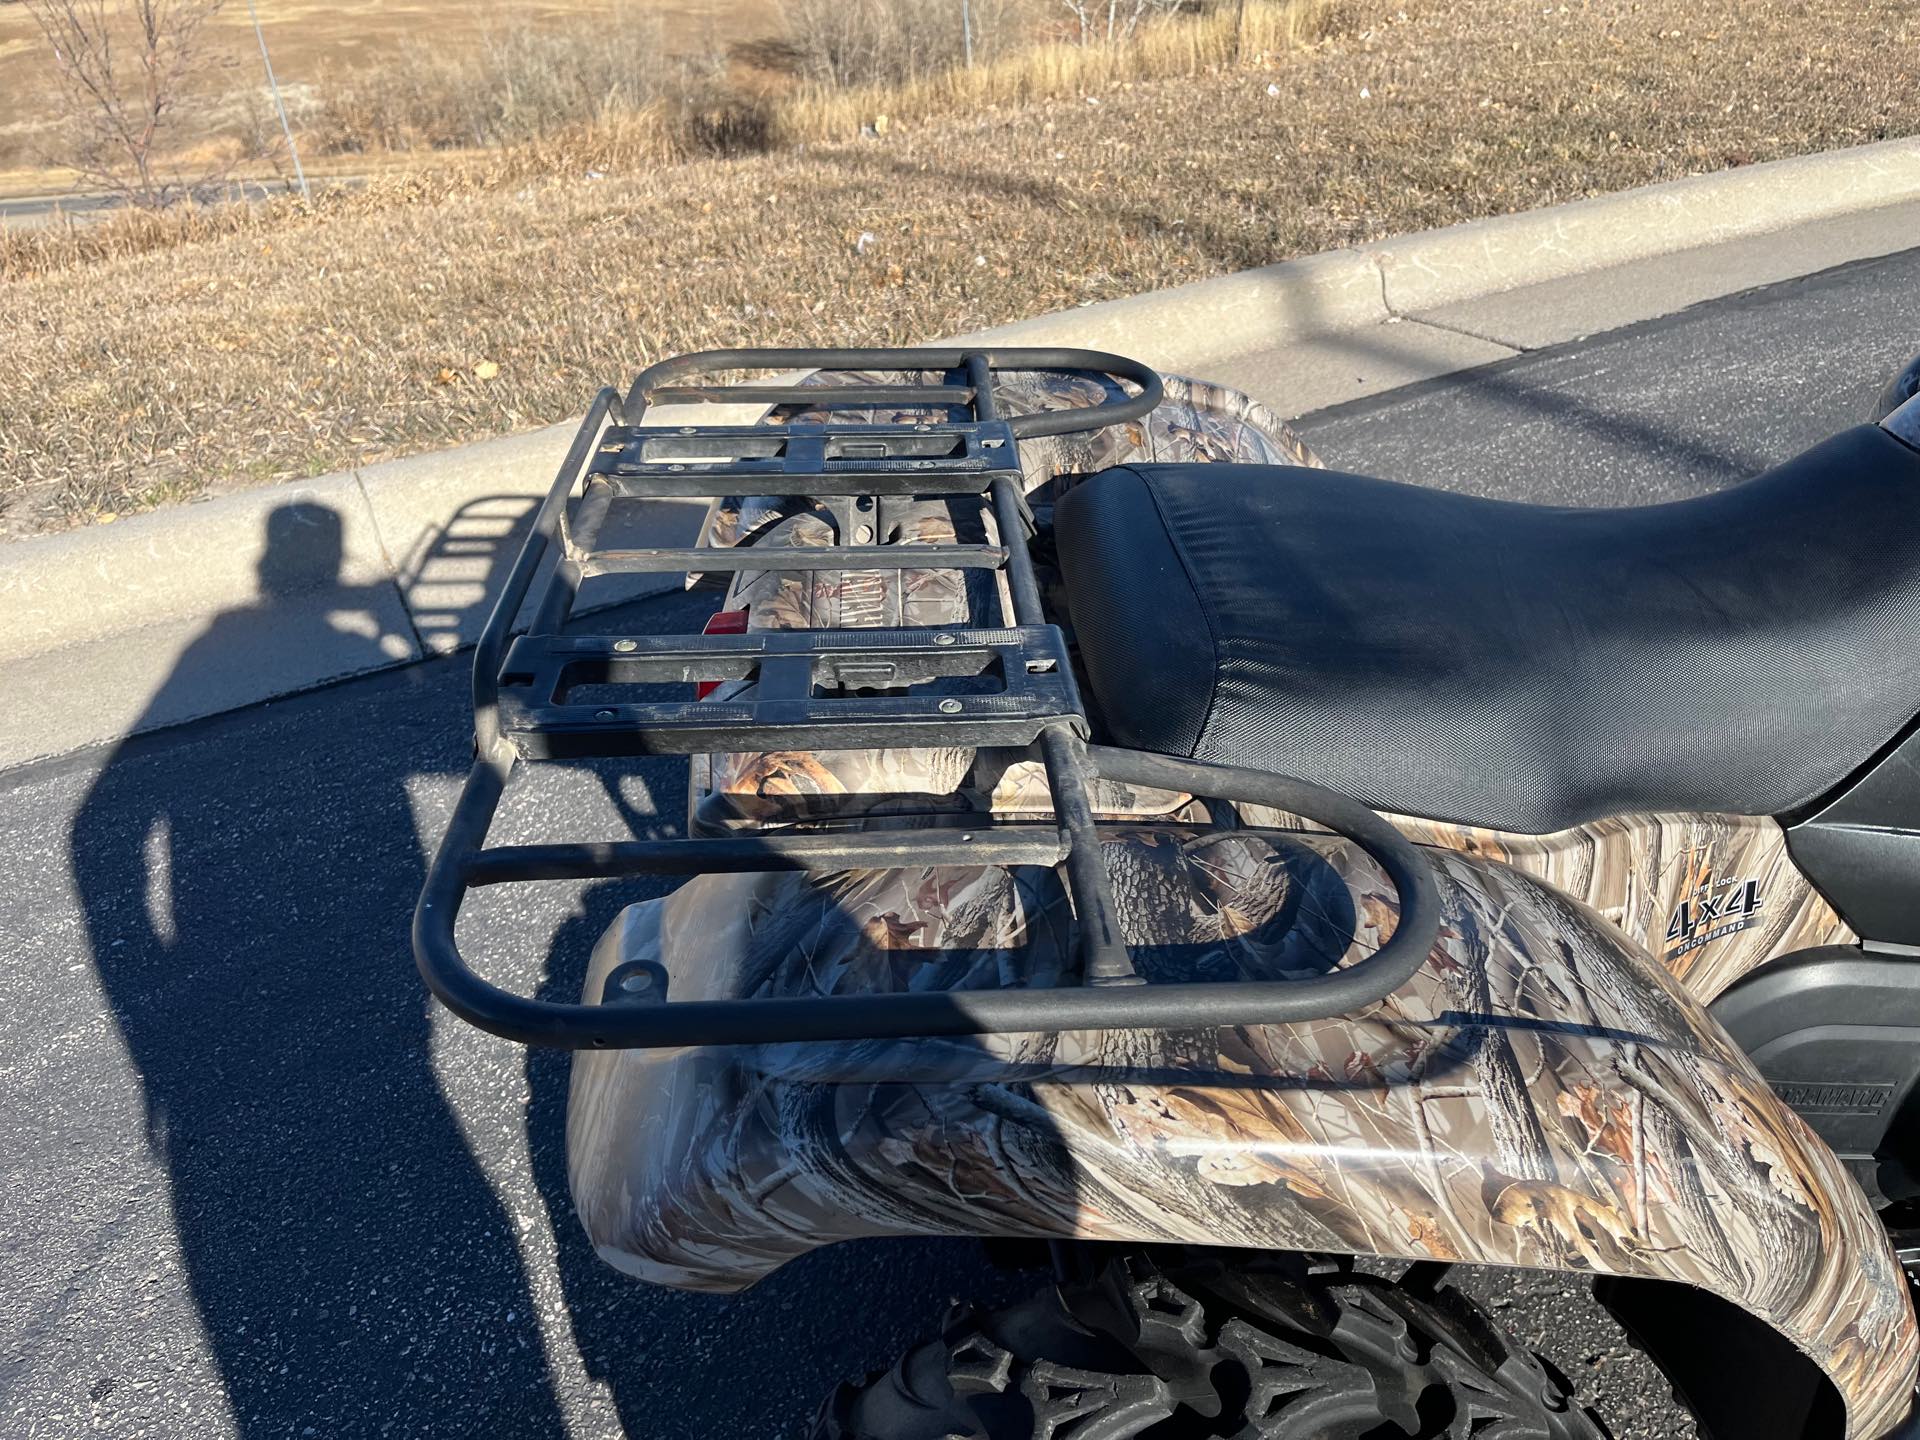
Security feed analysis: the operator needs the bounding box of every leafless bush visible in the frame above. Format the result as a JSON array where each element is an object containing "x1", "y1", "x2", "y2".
[
  {"x1": 784, "y1": 0, "x2": 1032, "y2": 88},
  {"x1": 24, "y1": 0, "x2": 229, "y2": 207},
  {"x1": 227, "y1": 84, "x2": 297, "y2": 181},
  {"x1": 1058, "y1": 0, "x2": 1185, "y2": 46},
  {"x1": 313, "y1": 8, "x2": 704, "y2": 154}
]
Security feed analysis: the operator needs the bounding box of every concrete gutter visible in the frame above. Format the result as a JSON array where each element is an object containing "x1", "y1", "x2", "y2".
[{"x1": 6, "y1": 134, "x2": 1920, "y2": 767}]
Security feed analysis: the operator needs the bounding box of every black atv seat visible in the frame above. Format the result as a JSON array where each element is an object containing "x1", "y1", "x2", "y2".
[{"x1": 1054, "y1": 426, "x2": 1920, "y2": 834}]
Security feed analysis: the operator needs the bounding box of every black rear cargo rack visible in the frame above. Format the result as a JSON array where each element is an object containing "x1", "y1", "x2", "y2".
[{"x1": 414, "y1": 348, "x2": 1440, "y2": 1049}]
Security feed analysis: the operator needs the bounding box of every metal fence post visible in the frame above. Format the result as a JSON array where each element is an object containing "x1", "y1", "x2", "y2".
[{"x1": 245, "y1": 0, "x2": 311, "y2": 206}]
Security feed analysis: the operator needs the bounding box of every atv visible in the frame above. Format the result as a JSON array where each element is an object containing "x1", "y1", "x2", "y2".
[{"x1": 415, "y1": 346, "x2": 1920, "y2": 1438}]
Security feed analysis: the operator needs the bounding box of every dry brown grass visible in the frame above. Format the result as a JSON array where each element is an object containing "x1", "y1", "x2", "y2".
[
  {"x1": 781, "y1": 0, "x2": 1035, "y2": 88},
  {"x1": 308, "y1": 5, "x2": 710, "y2": 155},
  {"x1": 297, "y1": 2, "x2": 1330, "y2": 169},
  {"x1": 0, "y1": 0, "x2": 768, "y2": 178},
  {"x1": 773, "y1": 0, "x2": 1335, "y2": 143},
  {"x1": 3, "y1": 0, "x2": 1916, "y2": 537}
]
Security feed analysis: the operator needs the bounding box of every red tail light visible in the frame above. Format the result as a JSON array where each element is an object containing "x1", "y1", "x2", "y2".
[{"x1": 695, "y1": 609, "x2": 749, "y2": 699}]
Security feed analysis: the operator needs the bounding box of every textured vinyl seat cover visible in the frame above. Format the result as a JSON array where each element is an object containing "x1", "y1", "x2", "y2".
[{"x1": 1054, "y1": 426, "x2": 1920, "y2": 833}]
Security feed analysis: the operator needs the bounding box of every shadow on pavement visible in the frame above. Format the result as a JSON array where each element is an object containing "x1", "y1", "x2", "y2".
[
  {"x1": 62, "y1": 499, "x2": 1024, "y2": 1435},
  {"x1": 69, "y1": 503, "x2": 569, "y2": 1436}
]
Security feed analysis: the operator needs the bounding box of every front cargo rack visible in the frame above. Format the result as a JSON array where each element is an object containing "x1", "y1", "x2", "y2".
[{"x1": 413, "y1": 348, "x2": 1440, "y2": 1049}]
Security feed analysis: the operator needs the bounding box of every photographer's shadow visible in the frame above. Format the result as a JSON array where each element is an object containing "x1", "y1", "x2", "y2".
[{"x1": 70, "y1": 503, "x2": 566, "y2": 1436}]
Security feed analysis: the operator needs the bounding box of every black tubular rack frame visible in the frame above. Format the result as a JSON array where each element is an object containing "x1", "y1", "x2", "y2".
[{"x1": 413, "y1": 348, "x2": 1441, "y2": 1049}]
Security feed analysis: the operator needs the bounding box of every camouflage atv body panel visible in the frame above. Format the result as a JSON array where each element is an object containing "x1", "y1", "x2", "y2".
[
  {"x1": 1238, "y1": 807, "x2": 1857, "y2": 1006},
  {"x1": 1379, "y1": 815, "x2": 1856, "y2": 1005},
  {"x1": 567, "y1": 830, "x2": 1915, "y2": 1437},
  {"x1": 568, "y1": 372, "x2": 1914, "y2": 1435}
]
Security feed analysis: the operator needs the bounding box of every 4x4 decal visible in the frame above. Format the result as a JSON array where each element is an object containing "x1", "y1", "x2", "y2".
[{"x1": 1666, "y1": 873, "x2": 1763, "y2": 959}]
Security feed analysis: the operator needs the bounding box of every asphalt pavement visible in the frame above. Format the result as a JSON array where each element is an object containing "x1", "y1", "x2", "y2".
[
  {"x1": 0, "y1": 190, "x2": 128, "y2": 227},
  {"x1": 0, "y1": 178, "x2": 350, "y2": 229},
  {"x1": 6, "y1": 240, "x2": 1919, "y2": 1439},
  {"x1": 1294, "y1": 241, "x2": 1920, "y2": 504}
]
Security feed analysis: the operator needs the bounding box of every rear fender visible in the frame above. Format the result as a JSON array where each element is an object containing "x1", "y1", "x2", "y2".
[{"x1": 566, "y1": 830, "x2": 1917, "y2": 1437}]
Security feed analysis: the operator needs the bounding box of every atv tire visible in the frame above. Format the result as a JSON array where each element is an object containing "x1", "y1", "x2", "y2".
[{"x1": 813, "y1": 1253, "x2": 1609, "y2": 1439}]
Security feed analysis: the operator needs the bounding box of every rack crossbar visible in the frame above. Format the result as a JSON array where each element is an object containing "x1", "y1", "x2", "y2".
[
  {"x1": 644, "y1": 384, "x2": 974, "y2": 408},
  {"x1": 578, "y1": 544, "x2": 1008, "y2": 577},
  {"x1": 588, "y1": 419, "x2": 1022, "y2": 499},
  {"x1": 599, "y1": 469, "x2": 1018, "y2": 499},
  {"x1": 497, "y1": 626, "x2": 1083, "y2": 759},
  {"x1": 462, "y1": 826, "x2": 1070, "y2": 885},
  {"x1": 502, "y1": 626, "x2": 1064, "y2": 666}
]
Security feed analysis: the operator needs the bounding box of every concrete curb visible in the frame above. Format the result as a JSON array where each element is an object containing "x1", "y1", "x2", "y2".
[
  {"x1": 960, "y1": 247, "x2": 1387, "y2": 371},
  {"x1": 1370, "y1": 138, "x2": 1920, "y2": 316},
  {"x1": 957, "y1": 134, "x2": 1920, "y2": 369},
  {"x1": 7, "y1": 135, "x2": 1920, "y2": 765}
]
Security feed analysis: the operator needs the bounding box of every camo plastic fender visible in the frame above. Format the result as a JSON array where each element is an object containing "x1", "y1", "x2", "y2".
[{"x1": 567, "y1": 829, "x2": 1919, "y2": 1439}]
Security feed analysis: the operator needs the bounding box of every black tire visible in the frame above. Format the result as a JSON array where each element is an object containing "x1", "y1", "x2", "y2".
[{"x1": 813, "y1": 1253, "x2": 1611, "y2": 1440}]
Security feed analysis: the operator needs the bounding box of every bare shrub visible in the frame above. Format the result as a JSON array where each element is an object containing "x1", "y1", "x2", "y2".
[
  {"x1": 24, "y1": 0, "x2": 229, "y2": 207},
  {"x1": 1058, "y1": 0, "x2": 1183, "y2": 46},
  {"x1": 784, "y1": 0, "x2": 1032, "y2": 88},
  {"x1": 227, "y1": 83, "x2": 300, "y2": 181},
  {"x1": 312, "y1": 7, "x2": 703, "y2": 155}
]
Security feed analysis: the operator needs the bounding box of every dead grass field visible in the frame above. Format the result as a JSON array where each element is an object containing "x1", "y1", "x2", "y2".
[
  {"x1": 0, "y1": 0, "x2": 772, "y2": 182},
  {"x1": 3, "y1": 0, "x2": 1916, "y2": 537}
]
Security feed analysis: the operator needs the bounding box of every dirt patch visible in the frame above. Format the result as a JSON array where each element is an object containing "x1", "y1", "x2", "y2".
[{"x1": 2, "y1": 0, "x2": 1915, "y2": 537}]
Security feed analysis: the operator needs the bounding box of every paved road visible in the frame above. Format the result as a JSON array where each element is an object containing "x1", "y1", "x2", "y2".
[
  {"x1": 5, "y1": 243, "x2": 1918, "y2": 1439},
  {"x1": 0, "y1": 190, "x2": 129, "y2": 228},
  {"x1": 0, "y1": 178, "x2": 346, "y2": 228}
]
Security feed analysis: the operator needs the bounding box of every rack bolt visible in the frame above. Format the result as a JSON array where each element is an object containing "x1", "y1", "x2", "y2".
[
  {"x1": 620, "y1": 972, "x2": 653, "y2": 993},
  {"x1": 613, "y1": 639, "x2": 637, "y2": 653},
  {"x1": 933, "y1": 633, "x2": 957, "y2": 646},
  {"x1": 595, "y1": 709, "x2": 616, "y2": 720},
  {"x1": 855, "y1": 524, "x2": 874, "y2": 543},
  {"x1": 938, "y1": 698, "x2": 963, "y2": 714}
]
